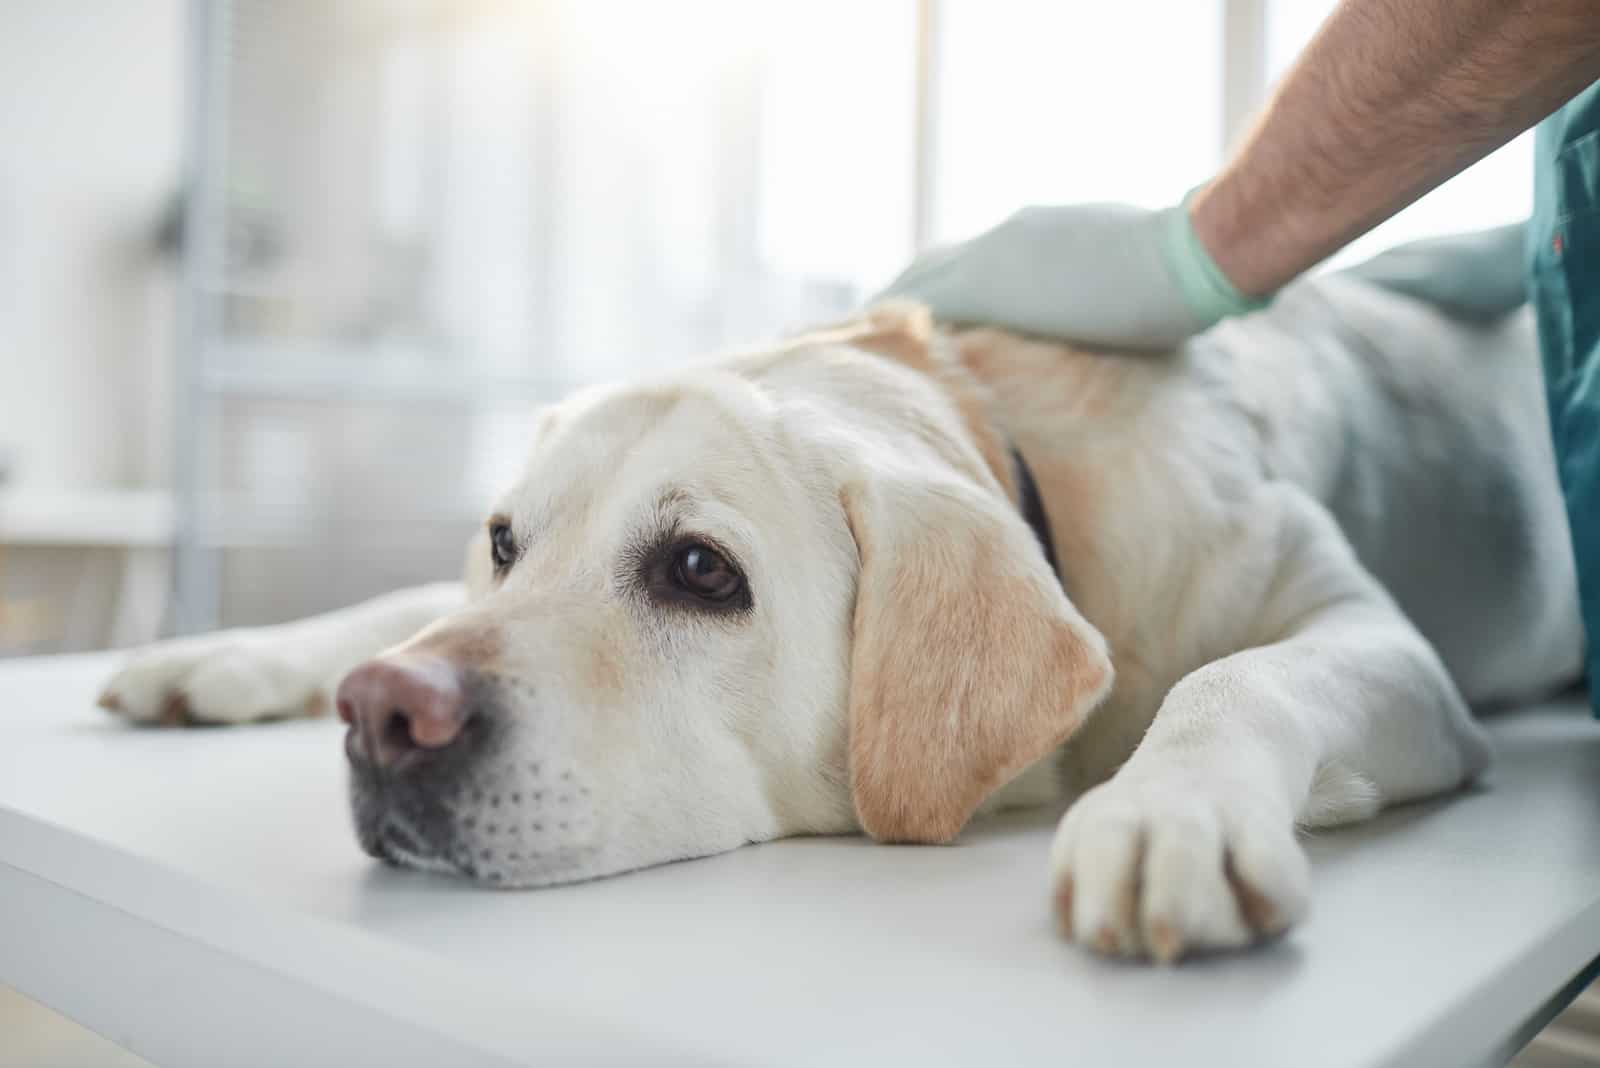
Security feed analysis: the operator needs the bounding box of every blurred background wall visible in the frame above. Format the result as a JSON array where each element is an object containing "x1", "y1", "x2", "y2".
[
  {"x1": 0, "y1": 0, "x2": 1535, "y2": 657},
  {"x1": 0, "y1": 2, "x2": 184, "y2": 656},
  {"x1": 0, "y1": 1, "x2": 183, "y2": 492}
]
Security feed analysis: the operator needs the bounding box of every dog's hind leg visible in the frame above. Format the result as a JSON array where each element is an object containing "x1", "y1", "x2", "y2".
[{"x1": 98, "y1": 583, "x2": 465, "y2": 725}]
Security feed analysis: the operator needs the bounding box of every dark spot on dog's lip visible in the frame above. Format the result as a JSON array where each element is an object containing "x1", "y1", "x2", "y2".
[{"x1": 376, "y1": 817, "x2": 427, "y2": 857}]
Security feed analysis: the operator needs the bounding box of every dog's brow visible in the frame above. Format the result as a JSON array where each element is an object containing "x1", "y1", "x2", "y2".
[{"x1": 653, "y1": 487, "x2": 694, "y2": 515}]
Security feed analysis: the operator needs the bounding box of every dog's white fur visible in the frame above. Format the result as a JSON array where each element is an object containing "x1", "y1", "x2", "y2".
[{"x1": 100, "y1": 273, "x2": 1581, "y2": 962}]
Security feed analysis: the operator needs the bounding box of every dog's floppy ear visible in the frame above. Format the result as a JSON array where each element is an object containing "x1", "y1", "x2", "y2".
[{"x1": 842, "y1": 472, "x2": 1113, "y2": 844}]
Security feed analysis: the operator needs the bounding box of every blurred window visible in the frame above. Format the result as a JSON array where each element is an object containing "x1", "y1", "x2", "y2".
[
  {"x1": 180, "y1": 1, "x2": 1542, "y2": 627},
  {"x1": 931, "y1": 0, "x2": 1224, "y2": 241}
]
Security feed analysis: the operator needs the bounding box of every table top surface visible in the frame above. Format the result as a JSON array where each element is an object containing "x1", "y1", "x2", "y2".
[{"x1": 4, "y1": 651, "x2": 1600, "y2": 1067}]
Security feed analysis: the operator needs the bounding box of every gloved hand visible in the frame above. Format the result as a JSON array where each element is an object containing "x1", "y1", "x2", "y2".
[{"x1": 872, "y1": 199, "x2": 1265, "y2": 350}]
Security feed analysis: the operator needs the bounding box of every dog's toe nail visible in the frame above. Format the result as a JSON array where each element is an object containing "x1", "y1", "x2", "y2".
[
  {"x1": 1054, "y1": 877, "x2": 1075, "y2": 938},
  {"x1": 1225, "y1": 856, "x2": 1280, "y2": 933},
  {"x1": 158, "y1": 692, "x2": 192, "y2": 726},
  {"x1": 1147, "y1": 919, "x2": 1183, "y2": 964}
]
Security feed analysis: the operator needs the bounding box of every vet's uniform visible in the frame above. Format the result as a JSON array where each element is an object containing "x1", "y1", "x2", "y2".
[{"x1": 1531, "y1": 82, "x2": 1600, "y2": 714}]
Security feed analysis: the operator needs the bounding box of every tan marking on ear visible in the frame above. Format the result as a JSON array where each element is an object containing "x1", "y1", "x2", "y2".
[
  {"x1": 843, "y1": 478, "x2": 1112, "y2": 844},
  {"x1": 777, "y1": 310, "x2": 1120, "y2": 842},
  {"x1": 303, "y1": 691, "x2": 329, "y2": 718},
  {"x1": 844, "y1": 300, "x2": 935, "y2": 366},
  {"x1": 784, "y1": 298, "x2": 934, "y2": 357},
  {"x1": 800, "y1": 301, "x2": 1019, "y2": 503},
  {"x1": 866, "y1": 346, "x2": 1017, "y2": 503}
]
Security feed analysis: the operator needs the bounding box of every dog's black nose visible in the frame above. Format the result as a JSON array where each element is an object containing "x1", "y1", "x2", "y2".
[{"x1": 337, "y1": 655, "x2": 468, "y2": 770}]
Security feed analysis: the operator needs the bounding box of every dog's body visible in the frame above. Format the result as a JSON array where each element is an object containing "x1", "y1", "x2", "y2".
[{"x1": 101, "y1": 272, "x2": 1582, "y2": 961}]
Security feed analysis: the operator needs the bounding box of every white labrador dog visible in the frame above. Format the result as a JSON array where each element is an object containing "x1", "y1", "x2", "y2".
[{"x1": 99, "y1": 273, "x2": 1582, "y2": 962}]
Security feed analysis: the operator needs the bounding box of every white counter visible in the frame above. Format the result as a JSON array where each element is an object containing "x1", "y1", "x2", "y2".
[{"x1": 4, "y1": 652, "x2": 1600, "y2": 1066}]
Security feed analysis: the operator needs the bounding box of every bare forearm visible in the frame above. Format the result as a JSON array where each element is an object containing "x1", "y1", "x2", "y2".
[{"x1": 1193, "y1": 0, "x2": 1600, "y2": 296}]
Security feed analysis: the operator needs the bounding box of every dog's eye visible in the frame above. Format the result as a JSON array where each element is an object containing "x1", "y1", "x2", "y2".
[
  {"x1": 489, "y1": 521, "x2": 518, "y2": 573},
  {"x1": 672, "y1": 543, "x2": 744, "y2": 602}
]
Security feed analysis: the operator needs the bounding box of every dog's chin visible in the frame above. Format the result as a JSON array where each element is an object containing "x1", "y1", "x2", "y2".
[
  {"x1": 374, "y1": 840, "x2": 612, "y2": 888},
  {"x1": 370, "y1": 831, "x2": 462, "y2": 877},
  {"x1": 352, "y1": 795, "x2": 611, "y2": 888}
]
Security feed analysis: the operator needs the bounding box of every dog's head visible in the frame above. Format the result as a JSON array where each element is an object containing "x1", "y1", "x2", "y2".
[{"x1": 340, "y1": 304, "x2": 1112, "y2": 885}]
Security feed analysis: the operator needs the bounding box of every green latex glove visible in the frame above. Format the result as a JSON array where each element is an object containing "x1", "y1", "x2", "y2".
[
  {"x1": 872, "y1": 198, "x2": 1265, "y2": 350},
  {"x1": 1338, "y1": 222, "x2": 1527, "y2": 321}
]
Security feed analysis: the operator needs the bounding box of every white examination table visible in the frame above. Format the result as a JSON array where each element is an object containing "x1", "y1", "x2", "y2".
[{"x1": 3, "y1": 651, "x2": 1600, "y2": 1066}]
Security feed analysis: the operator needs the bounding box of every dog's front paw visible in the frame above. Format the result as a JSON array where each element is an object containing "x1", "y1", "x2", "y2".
[
  {"x1": 1049, "y1": 776, "x2": 1309, "y2": 963},
  {"x1": 98, "y1": 633, "x2": 329, "y2": 726}
]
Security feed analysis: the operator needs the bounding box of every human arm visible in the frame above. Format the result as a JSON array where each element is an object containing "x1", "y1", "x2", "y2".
[
  {"x1": 877, "y1": 0, "x2": 1600, "y2": 349},
  {"x1": 1196, "y1": 0, "x2": 1600, "y2": 296}
]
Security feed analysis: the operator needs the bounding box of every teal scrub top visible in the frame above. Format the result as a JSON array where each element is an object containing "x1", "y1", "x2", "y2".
[{"x1": 1530, "y1": 82, "x2": 1600, "y2": 711}]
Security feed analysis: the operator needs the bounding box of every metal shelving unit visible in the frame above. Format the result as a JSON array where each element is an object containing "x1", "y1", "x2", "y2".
[{"x1": 171, "y1": 0, "x2": 229, "y2": 633}]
